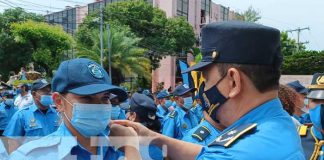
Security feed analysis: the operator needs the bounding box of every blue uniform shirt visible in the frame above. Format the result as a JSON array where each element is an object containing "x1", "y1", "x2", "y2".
[
  {"x1": 0, "y1": 102, "x2": 18, "y2": 130},
  {"x1": 4, "y1": 104, "x2": 59, "y2": 142},
  {"x1": 182, "y1": 120, "x2": 220, "y2": 146},
  {"x1": 9, "y1": 124, "x2": 122, "y2": 160},
  {"x1": 139, "y1": 145, "x2": 163, "y2": 160},
  {"x1": 156, "y1": 105, "x2": 169, "y2": 125},
  {"x1": 0, "y1": 140, "x2": 8, "y2": 160},
  {"x1": 191, "y1": 104, "x2": 204, "y2": 122},
  {"x1": 162, "y1": 106, "x2": 199, "y2": 140},
  {"x1": 195, "y1": 98, "x2": 305, "y2": 160}
]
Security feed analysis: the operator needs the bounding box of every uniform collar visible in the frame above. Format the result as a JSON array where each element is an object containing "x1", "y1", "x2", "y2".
[
  {"x1": 56, "y1": 124, "x2": 78, "y2": 159},
  {"x1": 223, "y1": 98, "x2": 283, "y2": 132},
  {"x1": 30, "y1": 103, "x2": 56, "y2": 114}
]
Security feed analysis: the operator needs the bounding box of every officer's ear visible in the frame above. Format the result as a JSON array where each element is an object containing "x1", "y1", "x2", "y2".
[
  {"x1": 52, "y1": 92, "x2": 64, "y2": 112},
  {"x1": 226, "y1": 68, "x2": 242, "y2": 98}
]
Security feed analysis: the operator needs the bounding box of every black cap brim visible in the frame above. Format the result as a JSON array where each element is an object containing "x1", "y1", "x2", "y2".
[{"x1": 181, "y1": 61, "x2": 212, "y2": 74}]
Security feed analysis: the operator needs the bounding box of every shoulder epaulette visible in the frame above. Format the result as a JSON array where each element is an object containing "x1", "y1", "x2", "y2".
[
  {"x1": 168, "y1": 110, "x2": 177, "y2": 118},
  {"x1": 209, "y1": 123, "x2": 257, "y2": 148},
  {"x1": 298, "y1": 125, "x2": 308, "y2": 136},
  {"x1": 192, "y1": 125, "x2": 211, "y2": 142}
]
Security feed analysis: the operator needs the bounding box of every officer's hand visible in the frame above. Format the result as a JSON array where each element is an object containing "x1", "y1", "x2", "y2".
[
  {"x1": 110, "y1": 120, "x2": 157, "y2": 137},
  {"x1": 109, "y1": 123, "x2": 139, "y2": 150}
]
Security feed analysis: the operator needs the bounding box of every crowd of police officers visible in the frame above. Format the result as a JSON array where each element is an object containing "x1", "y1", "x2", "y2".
[{"x1": 0, "y1": 21, "x2": 323, "y2": 160}]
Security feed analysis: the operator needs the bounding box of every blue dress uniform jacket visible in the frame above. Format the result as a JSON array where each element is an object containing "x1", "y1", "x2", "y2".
[
  {"x1": 195, "y1": 98, "x2": 305, "y2": 160},
  {"x1": 4, "y1": 104, "x2": 59, "y2": 142},
  {"x1": 299, "y1": 126, "x2": 324, "y2": 160},
  {"x1": 182, "y1": 120, "x2": 220, "y2": 146},
  {"x1": 9, "y1": 124, "x2": 122, "y2": 160},
  {"x1": 156, "y1": 105, "x2": 169, "y2": 125},
  {"x1": 0, "y1": 102, "x2": 18, "y2": 130},
  {"x1": 191, "y1": 104, "x2": 204, "y2": 122},
  {"x1": 162, "y1": 106, "x2": 199, "y2": 140}
]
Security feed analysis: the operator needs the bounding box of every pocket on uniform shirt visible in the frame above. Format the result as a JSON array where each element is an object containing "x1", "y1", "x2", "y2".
[{"x1": 24, "y1": 125, "x2": 43, "y2": 137}]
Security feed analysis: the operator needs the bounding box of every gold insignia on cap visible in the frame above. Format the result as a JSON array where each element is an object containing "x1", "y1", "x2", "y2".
[
  {"x1": 317, "y1": 76, "x2": 324, "y2": 85},
  {"x1": 212, "y1": 51, "x2": 219, "y2": 60}
]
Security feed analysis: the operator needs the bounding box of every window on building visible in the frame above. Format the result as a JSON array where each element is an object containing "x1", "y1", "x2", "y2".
[
  {"x1": 177, "y1": 0, "x2": 188, "y2": 20},
  {"x1": 201, "y1": 0, "x2": 210, "y2": 24},
  {"x1": 220, "y1": 5, "x2": 229, "y2": 21}
]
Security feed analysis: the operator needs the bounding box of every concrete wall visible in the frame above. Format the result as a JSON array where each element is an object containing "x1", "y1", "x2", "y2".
[{"x1": 280, "y1": 75, "x2": 313, "y2": 87}]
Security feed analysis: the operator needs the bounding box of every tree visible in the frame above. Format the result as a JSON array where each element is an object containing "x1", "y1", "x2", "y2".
[
  {"x1": 241, "y1": 6, "x2": 261, "y2": 23},
  {"x1": 281, "y1": 32, "x2": 305, "y2": 56},
  {"x1": 77, "y1": 0, "x2": 196, "y2": 69},
  {"x1": 0, "y1": 8, "x2": 44, "y2": 80},
  {"x1": 76, "y1": 25, "x2": 151, "y2": 85},
  {"x1": 282, "y1": 50, "x2": 324, "y2": 75},
  {"x1": 10, "y1": 20, "x2": 74, "y2": 76}
]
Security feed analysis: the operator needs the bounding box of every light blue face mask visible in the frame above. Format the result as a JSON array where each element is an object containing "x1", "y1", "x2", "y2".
[
  {"x1": 63, "y1": 100, "x2": 112, "y2": 137},
  {"x1": 165, "y1": 100, "x2": 173, "y2": 108},
  {"x1": 40, "y1": 95, "x2": 54, "y2": 107},
  {"x1": 120, "y1": 101, "x2": 130, "y2": 110},
  {"x1": 309, "y1": 104, "x2": 324, "y2": 130},
  {"x1": 183, "y1": 97, "x2": 193, "y2": 110},
  {"x1": 111, "y1": 105, "x2": 121, "y2": 120}
]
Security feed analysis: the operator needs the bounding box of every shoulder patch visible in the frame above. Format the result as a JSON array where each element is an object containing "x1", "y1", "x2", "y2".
[
  {"x1": 192, "y1": 125, "x2": 211, "y2": 142},
  {"x1": 209, "y1": 123, "x2": 257, "y2": 148},
  {"x1": 169, "y1": 110, "x2": 178, "y2": 118},
  {"x1": 298, "y1": 125, "x2": 308, "y2": 136}
]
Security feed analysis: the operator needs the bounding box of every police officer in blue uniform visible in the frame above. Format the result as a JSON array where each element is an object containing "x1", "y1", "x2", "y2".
[
  {"x1": 4, "y1": 79, "x2": 59, "y2": 153},
  {"x1": 182, "y1": 86, "x2": 221, "y2": 146},
  {"x1": 287, "y1": 80, "x2": 312, "y2": 124},
  {"x1": 112, "y1": 21, "x2": 305, "y2": 159},
  {"x1": 162, "y1": 84, "x2": 199, "y2": 139},
  {"x1": 191, "y1": 94, "x2": 204, "y2": 122},
  {"x1": 126, "y1": 92, "x2": 163, "y2": 160},
  {"x1": 9, "y1": 58, "x2": 140, "y2": 160},
  {"x1": 0, "y1": 91, "x2": 18, "y2": 136},
  {"x1": 299, "y1": 73, "x2": 324, "y2": 160},
  {"x1": 156, "y1": 90, "x2": 172, "y2": 125},
  {"x1": 110, "y1": 94, "x2": 127, "y2": 120}
]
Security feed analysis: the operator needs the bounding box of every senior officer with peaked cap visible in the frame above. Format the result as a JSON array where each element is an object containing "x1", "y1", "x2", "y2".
[
  {"x1": 299, "y1": 73, "x2": 324, "y2": 159},
  {"x1": 110, "y1": 21, "x2": 305, "y2": 160}
]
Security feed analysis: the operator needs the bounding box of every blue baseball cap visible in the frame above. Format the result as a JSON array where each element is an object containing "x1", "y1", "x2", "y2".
[
  {"x1": 156, "y1": 90, "x2": 170, "y2": 99},
  {"x1": 172, "y1": 84, "x2": 196, "y2": 97},
  {"x1": 52, "y1": 58, "x2": 126, "y2": 97},
  {"x1": 32, "y1": 79, "x2": 51, "y2": 91},
  {"x1": 286, "y1": 80, "x2": 308, "y2": 94}
]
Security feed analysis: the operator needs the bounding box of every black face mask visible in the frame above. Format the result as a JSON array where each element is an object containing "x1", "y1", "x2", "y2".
[{"x1": 199, "y1": 74, "x2": 228, "y2": 123}]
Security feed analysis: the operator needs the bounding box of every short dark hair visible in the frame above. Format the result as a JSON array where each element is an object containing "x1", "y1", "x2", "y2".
[{"x1": 217, "y1": 63, "x2": 281, "y2": 93}]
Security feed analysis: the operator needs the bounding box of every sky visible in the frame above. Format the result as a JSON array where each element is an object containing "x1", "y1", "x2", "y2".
[{"x1": 0, "y1": 0, "x2": 323, "y2": 51}]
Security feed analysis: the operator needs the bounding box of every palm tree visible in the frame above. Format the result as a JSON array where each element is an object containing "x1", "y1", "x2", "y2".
[{"x1": 76, "y1": 25, "x2": 151, "y2": 85}]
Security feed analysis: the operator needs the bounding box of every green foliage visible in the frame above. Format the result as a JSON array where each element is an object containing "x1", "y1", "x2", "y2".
[
  {"x1": 282, "y1": 50, "x2": 324, "y2": 75},
  {"x1": 0, "y1": 8, "x2": 44, "y2": 80},
  {"x1": 281, "y1": 32, "x2": 305, "y2": 56},
  {"x1": 241, "y1": 6, "x2": 261, "y2": 23},
  {"x1": 10, "y1": 20, "x2": 74, "y2": 75},
  {"x1": 77, "y1": 0, "x2": 196, "y2": 69},
  {"x1": 76, "y1": 25, "x2": 151, "y2": 85}
]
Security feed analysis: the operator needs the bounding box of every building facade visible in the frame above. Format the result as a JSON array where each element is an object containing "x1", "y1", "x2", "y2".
[
  {"x1": 44, "y1": 5, "x2": 87, "y2": 34},
  {"x1": 44, "y1": 0, "x2": 241, "y2": 92}
]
